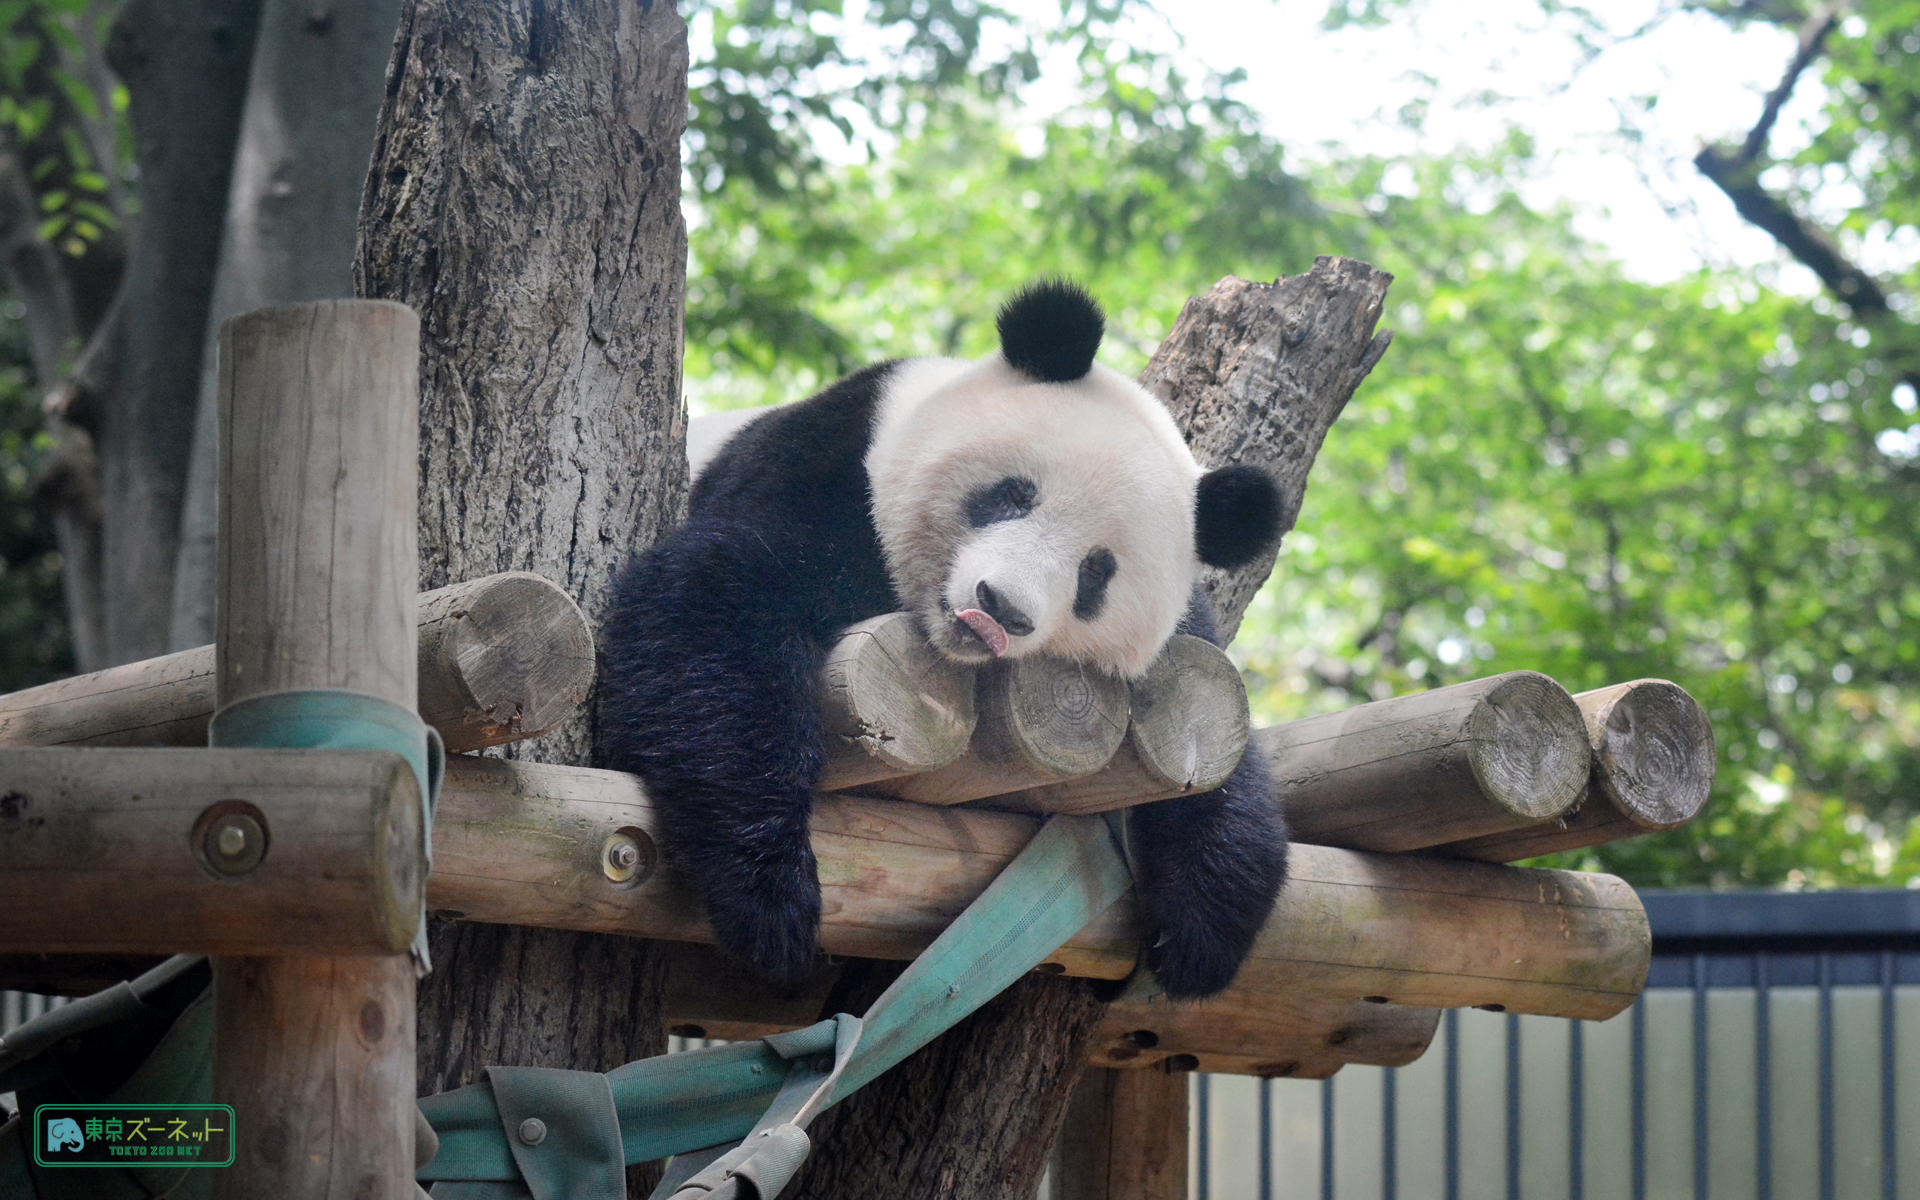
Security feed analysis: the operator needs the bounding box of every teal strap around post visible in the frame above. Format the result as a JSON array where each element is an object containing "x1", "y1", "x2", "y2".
[
  {"x1": 417, "y1": 812, "x2": 1135, "y2": 1189},
  {"x1": 210, "y1": 688, "x2": 445, "y2": 973}
]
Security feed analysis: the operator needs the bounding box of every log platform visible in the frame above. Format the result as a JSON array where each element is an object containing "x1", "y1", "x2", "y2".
[{"x1": 0, "y1": 597, "x2": 1715, "y2": 1080}]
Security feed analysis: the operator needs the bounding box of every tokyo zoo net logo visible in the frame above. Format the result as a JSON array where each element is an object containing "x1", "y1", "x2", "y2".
[{"x1": 32, "y1": 1104, "x2": 234, "y2": 1168}]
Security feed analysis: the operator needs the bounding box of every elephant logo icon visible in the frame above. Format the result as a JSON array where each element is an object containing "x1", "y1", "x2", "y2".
[{"x1": 45, "y1": 1117, "x2": 84, "y2": 1153}]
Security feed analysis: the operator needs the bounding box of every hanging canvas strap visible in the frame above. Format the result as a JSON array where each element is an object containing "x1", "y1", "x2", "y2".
[
  {"x1": 415, "y1": 810, "x2": 1134, "y2": 1199},
  {"x1": 210, "y1": 688, "x2": 445, "y2": 973}
]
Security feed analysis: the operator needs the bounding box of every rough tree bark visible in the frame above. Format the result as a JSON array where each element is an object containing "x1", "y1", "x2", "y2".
[
  {"x1": 787, "y1": 259, "x2": 1393, "y2": 1200},
  {"x1": 169, "y1": 0, "x2": 409, "y2": 651},
  {"x1": 354, "y1": 3, "x2": 688, "y2": 1195}
]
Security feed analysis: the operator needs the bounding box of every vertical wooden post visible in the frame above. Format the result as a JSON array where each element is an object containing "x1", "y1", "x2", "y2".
[
  {"x1": 212, "y1": 300, "x2": 421, "y2": 1199},
  {"x1": 1055, "y1": 1065, "x2": 1191, "y2": 1200}
]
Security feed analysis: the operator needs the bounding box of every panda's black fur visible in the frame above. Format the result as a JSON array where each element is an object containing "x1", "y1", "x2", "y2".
[{"x1": 600, "y1": 284, "x2": 1289, "y2": 999}]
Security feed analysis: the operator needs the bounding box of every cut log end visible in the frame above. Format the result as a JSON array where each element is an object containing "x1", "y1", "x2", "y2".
[
  {"x1": 875, "y1": 654, "x2": 1129, "y2": 805},
  {"x1": 999, "y1": 655, "x2": 1132, "y2": 777},
  {"x1": 1585, "y1": 679, "x2": 1717, "y2": 829},
  {"x1": 420, "y1": 571, "x2": 595, "y2": 753},
  {"x1": 817, "y1": 612, "x2": 977, "y2": 790},
  {"x1": 1467, "y1": 670, "x2": 1595, "y2": 821},
  {"x1": 1120, "y1": 634, "x2": 1248, "y2": 793},
  {"x1": 978, "y1": 634, "x2": 1247, "y2": 816}
]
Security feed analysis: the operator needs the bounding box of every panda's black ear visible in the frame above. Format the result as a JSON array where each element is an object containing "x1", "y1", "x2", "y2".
[
  {"x1": 997, "y1": 280, "x2": 1104, "y2": 382},
  {"x1": 1195, "y1": 465, "x2": 1288, "y2": 569}
]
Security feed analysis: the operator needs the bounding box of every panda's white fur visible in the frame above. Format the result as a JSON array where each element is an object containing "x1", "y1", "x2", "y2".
[
  {"x1": 865, "y1": 355, "x2": 1202, "y2": 679},
  {"x1": 604, "y1": 281, "x2": 1290, "y2": 1000}
]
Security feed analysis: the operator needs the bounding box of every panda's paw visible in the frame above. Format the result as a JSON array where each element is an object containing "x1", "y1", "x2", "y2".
[
  {"x1": 706, "y1": 867, "x2": 824, "y2": 998},
  {"x1": 1140, "y1": 921, "x2": 1250, "y2": 1001}
]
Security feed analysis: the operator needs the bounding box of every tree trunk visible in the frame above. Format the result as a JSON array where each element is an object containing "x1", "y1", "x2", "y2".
[
  {"x1": 91, "y1": 0, "x2": 264, "y2": 666},
  {"x1": 791, "y1": 261, "x2": 1393, "y2": 1199},
  {"x1": 169, "y1": 0, "x2": 408, "y2": 652},
  {"x1": 354, "y1": 2, "x2": 688, "y2": 1195}
]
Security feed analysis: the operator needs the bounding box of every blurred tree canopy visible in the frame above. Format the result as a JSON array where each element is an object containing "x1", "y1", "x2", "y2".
[{"x1": 1, "y1": 0, "x2": 1917, "y2": 889}]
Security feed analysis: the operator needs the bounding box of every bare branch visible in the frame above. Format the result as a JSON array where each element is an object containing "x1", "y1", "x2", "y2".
[
  {"x1": 1694, "y1": 1, "x2": 1894, "y2": 314},
  {"x1": 1738, "y1": 1, "x2": 1840, "y2": 164},
  {"x1": 1694, "y1": 145, "x2": 1890, "y2": 312}
]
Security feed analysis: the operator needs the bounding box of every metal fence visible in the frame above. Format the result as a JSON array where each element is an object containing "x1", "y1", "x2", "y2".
[{"x1": 1193, "y1": 889, "x2": 1920, "y2": 1200}]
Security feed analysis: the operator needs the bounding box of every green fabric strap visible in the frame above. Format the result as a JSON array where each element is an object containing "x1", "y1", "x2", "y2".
[
  {"x1": 416, "y1": 812, "x2": 1134, "y2": 1189},
  {"x1": 209, "y1": 688, "x2": 444, "y2": 973}
]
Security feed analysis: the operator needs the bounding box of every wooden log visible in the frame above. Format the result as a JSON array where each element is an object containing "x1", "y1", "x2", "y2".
[
  {"x1": 0, "y1": 570, "x2": 592, "y2": 754},
  {"x1": 660, "y1": 941, "x2": 846, "y2": 1043},
  {"x1": 0, "y1": 747, "x2": 422, "y2": 955},
  {"x1": 867, "y1": 655, "x2": 1130, "y2": 806},
  {"x1": 1262, "y1": 670, "x2": 1592, "y2": 853},
  {"x1": 1439, "y1": 679, "x2": 1718, "y2": 862},
  {"x1": 816, "y1": 612, "x2": 977, "y2": 791},
  {"x1": 982, "y1": 635, "x2": 1248, "y2": 816},
  {"x1": 651, "y1": 938, "x2": 1437, "y2": 1080},
  {"x1": 1091, "y1": 991, "x2": 1439, "y2": 1078},
  {"x1": 1054, "y1": 1066, "x2": 1189, "y2": 1200},
  {"x1": 427, "y1": 755, "x2": 1135, "y2": 982},
  {"x1": 212, "y1": 299, "x2": 420, "y2": 1200},
  {"x1": 428, "y1": 760, "x2": 1649, "y2": 1020}
]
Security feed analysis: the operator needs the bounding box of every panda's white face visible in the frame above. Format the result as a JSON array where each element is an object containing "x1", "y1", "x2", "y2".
[{"x1": 866, "y1": 356, "x2": 1202, "y2": 680}]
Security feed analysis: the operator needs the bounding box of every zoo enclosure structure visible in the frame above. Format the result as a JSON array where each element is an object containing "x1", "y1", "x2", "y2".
[
  {"x1": 0, "y1": 286, "x2": 1714, "y2": 1199},
  {"x1": 1181, "y1": 889, "x2": 1920, "y2": 1200}
]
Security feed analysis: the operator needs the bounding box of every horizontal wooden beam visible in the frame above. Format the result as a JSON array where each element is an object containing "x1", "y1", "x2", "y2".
[
  {"x1": 0, "y1": 571, "x2": 593, "y2": 755},
  {"x1": 0, "y1": 747, "x2": 423, "y2": 956},
  {"x1": 1261, "y1": 670, "x2": 1593, "y2": 852},
  {"x1": 427, "y1": 758, "x2": 1648, "y2": 1021},
  {"x1": 1090, "y1": 990, "x2": 1440, "y2": 1079},
  {"x1": 1438, "y1": 680, "x2": 1717, "y2": 862}
]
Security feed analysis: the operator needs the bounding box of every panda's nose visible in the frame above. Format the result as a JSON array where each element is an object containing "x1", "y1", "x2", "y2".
[{"x1": 975, "y1": 581, "x2": 1035, "y2": 637}]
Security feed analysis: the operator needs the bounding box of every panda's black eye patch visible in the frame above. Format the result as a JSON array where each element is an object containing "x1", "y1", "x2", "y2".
[
  {"x1": 966, "y1": 476, "x2": 1038, "y2": 527},
  {"x1": 1074, "y1": 548, "x2": 1118, "y2": 620}
]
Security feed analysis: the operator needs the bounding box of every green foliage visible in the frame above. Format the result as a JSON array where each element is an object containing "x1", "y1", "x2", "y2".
[
  {"x1": 1238, "y1": 148, "x2": 1920, "y2": 888},
  {"x1": 0, "y1": 0, "x2": 124, "y2": 259},
  {"x1": 0, "y1": 308, "x2": 70, "y2": 690},
  {"x1": 1800, "y1": 0, "x2": 1920, "y2": 292},
  {"x1": 686, "y1": 35, "x2": 1318, "y2": 405}
]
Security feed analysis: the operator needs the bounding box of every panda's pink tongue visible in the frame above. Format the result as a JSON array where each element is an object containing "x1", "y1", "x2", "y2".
[{"x1": 955, "y1": 608, "x2": 1010, "y2": 657}]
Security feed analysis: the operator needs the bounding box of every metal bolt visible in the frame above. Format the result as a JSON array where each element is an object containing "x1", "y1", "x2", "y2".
[
  {"x1": 217, "y1": 823, "x2": 249, "y2": 857},
  {"x1": 200, "y1": 809, "x2": 268, "y2": 877},
  {"x1": 601, "y1": 828, "x2": 655, "y2": 886},
  {"x1": 518, "y1": 1118, "x2": 546, "y2": 1146}
]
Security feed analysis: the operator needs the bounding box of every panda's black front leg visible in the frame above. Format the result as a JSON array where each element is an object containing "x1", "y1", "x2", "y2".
[
  {"x1": 1126, "y1": 714, "x2": 1289, "y2": 1000},
  {"x1": 599, "y1": 520, "x2": 837, "y2": 996}
]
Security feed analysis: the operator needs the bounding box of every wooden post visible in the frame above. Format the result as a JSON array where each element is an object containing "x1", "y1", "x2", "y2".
[
  {"x1": 211, "y1": 299, "x2": 420, "y2": 1200},
  {"x1": 1054, "y1": 1066, "x2": 1190, "y2": 1200},
  {"x1": 1439, "y1": 679, "x2": 1718, "y2": 862},
  {"x1": 872, "y1": 655, "x2": 1131, "y2": 805},
  {"x1": 984, "y1": 634, "x2": 1248, "y2": 815},
  {"x1": 0, "y1": 570, "x2": 592, "y2": 754},
  {"x1": 1261, "y1": 670, "x2": 1592, "y2": 852}
]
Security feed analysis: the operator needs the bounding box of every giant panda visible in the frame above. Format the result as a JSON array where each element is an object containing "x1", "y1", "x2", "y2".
[{"x1": 600, "y1": 281, "x2": 1289, "y2": 999}]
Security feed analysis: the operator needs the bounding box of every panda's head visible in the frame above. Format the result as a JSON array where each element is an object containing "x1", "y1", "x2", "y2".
[{"x1": 865, "y1": 281, "x2": 1285, "y2": 679}]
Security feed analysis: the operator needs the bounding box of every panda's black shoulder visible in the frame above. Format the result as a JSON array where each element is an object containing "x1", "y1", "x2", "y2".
[{"x1": 689, "y1": 360, "x2": 902, "y2": 522}]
